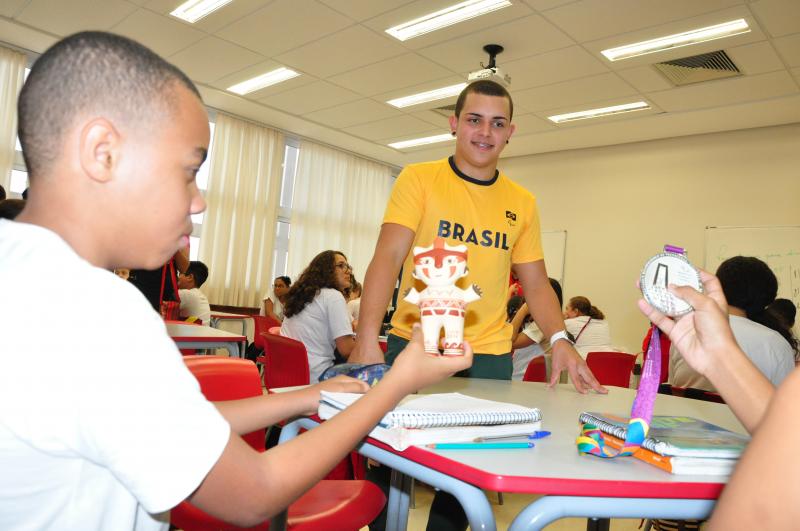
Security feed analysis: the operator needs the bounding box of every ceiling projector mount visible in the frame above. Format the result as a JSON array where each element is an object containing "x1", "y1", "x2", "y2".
[{"x1": 468, "y1": 44, "x2": 511, "y2": 87}]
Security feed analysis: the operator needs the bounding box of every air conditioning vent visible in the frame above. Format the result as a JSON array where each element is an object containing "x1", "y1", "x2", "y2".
[
  {"x1": 653, "y1": 50, "x2": 741, "y2": 86},
  {"x1": 431, "y1": 104, "x2": 457, "y2": 118}
]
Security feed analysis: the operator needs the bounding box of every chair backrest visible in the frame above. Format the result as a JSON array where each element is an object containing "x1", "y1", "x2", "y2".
[
  {"x1": 262, "y1": 333, "x2": 310, "y2": 389},
  {"x1": 252, "y1": 315, "x2": 282, "y2": 350},
  {"x1": 183, "y1": 355, "x2": 265, "y2": 451},
  {"x1": 586, "y1": 351, "x2": 636, "y2": 388},
  {"x1": 522, "y1": 356, "x2": 547, "y2": 383},
  {"x1": 670, "y1": 386, "x2": 726, "y2": 404},
  {"x1": 268, "y1": 326, "x2": 282, "y2": 336}
]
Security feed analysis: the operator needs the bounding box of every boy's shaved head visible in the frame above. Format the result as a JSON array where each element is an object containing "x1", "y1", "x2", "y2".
[{"x1": 18, "y1": 31, "x2": 201, "y2": 178}]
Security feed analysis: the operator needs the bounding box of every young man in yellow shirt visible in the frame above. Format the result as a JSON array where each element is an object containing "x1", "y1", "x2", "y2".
[{"x1": 352, "y1": 80, "x2": 605, "y2": 531}]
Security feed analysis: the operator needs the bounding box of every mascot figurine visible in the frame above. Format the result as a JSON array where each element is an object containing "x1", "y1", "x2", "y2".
[{"x1": 404, "y1": 237, "x2": 481, "y2": 355}]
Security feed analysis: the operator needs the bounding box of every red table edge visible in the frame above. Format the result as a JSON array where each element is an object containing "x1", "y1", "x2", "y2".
[
  {"x1": 171, "y1": 334, "x2": 247, "y2": 342},
  {"x1": 364, "y1": 438, "x2": 725, "y2": 500}
]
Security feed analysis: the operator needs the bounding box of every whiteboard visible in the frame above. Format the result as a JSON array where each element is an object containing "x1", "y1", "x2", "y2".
[
  {"x1": 541, "y1": 229, "x2": 567, "y2": 287},
  {"x1": 704, "y1": 226, "x2": 800, "y2": 315}
]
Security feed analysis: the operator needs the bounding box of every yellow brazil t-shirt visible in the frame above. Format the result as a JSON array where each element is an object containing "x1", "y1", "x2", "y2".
[{"x1": 384, "y1": 157, "x2": 543, "y2": 355}]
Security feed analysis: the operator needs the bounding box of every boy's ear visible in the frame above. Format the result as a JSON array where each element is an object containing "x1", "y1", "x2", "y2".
[
  {"x1": 448, "y1": 115, "x2": 458, "y2": 135},
  {"x1": 79, "y1": 118, "x2": 120, "y2": 184}
]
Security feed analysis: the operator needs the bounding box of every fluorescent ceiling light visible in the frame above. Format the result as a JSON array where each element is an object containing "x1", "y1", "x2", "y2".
[
  {"x1": 388, "y1": 133, "x2": 455, "y2": 150},
  {"x1": 387, "y1": 83, "x2": 467, "y2": 108},
  {"x1": 227, "y1": 68, "x2": 300, "y2": 95},
  {"x1": 601, "y1": 19, "x2": 750, "y2": 61},
  {"x1": 548, "y1": 101, "x2": 650, "y2": 123},
  {"x1": 170, "y1": 0, "x2": 234, "y2": 23},
  {"x1": 386, "y1": 0, "x2": 512, "y2": 41}
]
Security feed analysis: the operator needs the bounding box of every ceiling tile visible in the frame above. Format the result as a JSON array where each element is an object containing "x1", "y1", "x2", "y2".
[
  {"x1": 646, "y1": 70, "x2": 798, "y2": 112},
  {"x1": 168, "y1": 36, "x2": 265, "y2": 84},
  {"x1": 216, "y1": 0, "x2": 353, "y2": 57},
  {"x1": 522, "y1": 0, "x2": 576, "y2": 11},
  {"x1": 373, "y1": 75, "x2": 465, "y2": 111},
  {"x1": 110, "y1": 8, "x2": 205, "y2": 57},
  {"x1": 726, "y1": 40, "x2": 786, "y2": 75},
  {"x1": 210, "y1": 60, "x2": 317, "y2": 98},
  {"x1": 318, "y1": 0, "x2": 415, "y2": 21},
  {"x1": 304, "y1": 99, "x2": 401, "y2": 128},
  {"x1": 791, "y1": 66, "x2": 800, "y2": 84},
  {"x1": 275, "y1": 25, "x2": 407, "y2": 80},
  {"x1": 750, "y1": 0, "x2": 800, "y2": 38},
  {"x1": 364, "y1": 0, "x2": 534, "y2": 50},
  {"x1": 1, "y1": 0, "x2": 30, "y2": 18},
  {"x1": 410, "y1": 110, "x2": 452, "y2": 128},
  {"x1": 543, "y1": 0, "x2": 743, "y2": 42},
  {"x1": 16, "y1": 0, "x2": 136, "y2": 36},
  {"x1": 510, "y1": 113, "x2": 555, "y2": 135},
  {"x1": 258, "y1": 81, "x2": 362, "y2": 115},
  {"x1": 616, "y1": 65, "x2": 673, "y2": 92},
  {"x1": 344, "y1": 115, "x2": 436, "y2": 140},
  {"x1": 513, "y1": 72, "x2": 638, "y2": 112},
  {"x1": 142, "y1": 0, "x2": 267, "y2": 34},
  {"x1": 417, "y1": 14, "x2": 575, "y2": 73},
  {"x1": 503, "y1": 46, "x2": 609, "y2": 90},
  {"x1": 773, "y1": 33, "x2": 800, "y2": 67},
  {"x1": 329, "y1": 53, "x2": 454, "y2": 96}
]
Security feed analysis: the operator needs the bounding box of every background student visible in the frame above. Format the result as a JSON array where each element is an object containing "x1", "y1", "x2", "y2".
[
  {"x1": 281, "y1": 250, "x2": 356, "y2": 382},
  {"x1": 261, "y1": 275, "x2": 291, "y2": 322},
  {"x1": 0, "y1": 31, "x2": 474, "y2": 530},
  {"x1": 178, "y1": 260, "x2": 211, "y2": 324},
  {"x1": 563, "y1": 295, "x2": 616, "y2": 358}
]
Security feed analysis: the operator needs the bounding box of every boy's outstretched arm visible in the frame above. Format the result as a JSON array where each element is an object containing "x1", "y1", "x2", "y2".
[
  {"x1": 350, "y1": 223, "x2": 416, "y2": 364},
  {"x1": 187, "y1": 324, "x2": 472, "y2": 526},
  {"x1": 514, "y1": 260, "x2": 606, "y2": 394},
  {"x1": 637, "y1": 270, "x2": 773, "y2": 433}
]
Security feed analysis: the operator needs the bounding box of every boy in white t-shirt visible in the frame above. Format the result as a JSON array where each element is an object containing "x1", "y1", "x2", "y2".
[
  {"x1": 0, "y1": 31, "x2": 473, "y2": 531},
  {"x1": 178, "y1": 260, "x2": 211, "y2": 324}
]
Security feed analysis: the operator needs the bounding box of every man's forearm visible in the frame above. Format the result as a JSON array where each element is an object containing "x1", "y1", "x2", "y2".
[{"x1": 356, "y1": 255, "x2": 399, "y2": 342}]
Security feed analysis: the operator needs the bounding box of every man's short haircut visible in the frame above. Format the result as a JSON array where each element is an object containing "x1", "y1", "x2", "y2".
[
  {"x1": 186, "y1": 261, "x2": 209, "y2": 288},
  {"x1": 454, "y1": 80, "x2": 513, "y2": 120},
  {"x1": 18, "y1": 31, "x2": 201, "y2": 178}
]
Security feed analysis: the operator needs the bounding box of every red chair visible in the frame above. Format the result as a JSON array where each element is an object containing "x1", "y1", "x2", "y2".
[
  {"x1": 171, "y1": 356, "x2": 385, "y2": 531},
  {"x1": 586, "y1": 351, "x2": 636, "y2": 388},
  {"x1": 252, "y1": 315, "x2": 281, "y2": 351},
  {"x1": 522, "y1": 356, "x2": 547, "y2": 383},
  {"x1": 641, "y1": 327, "x2": 671, "y2": 384},
  {"x1": 259, "y1": 333, "x2": 310, "y2": 389}
]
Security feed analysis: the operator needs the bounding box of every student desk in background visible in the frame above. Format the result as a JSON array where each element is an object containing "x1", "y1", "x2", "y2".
[
  {"x1": 274, "y1": 378, "x2": 744, "y2": 531},
  {"x1": 166, "y1": 322, "x2": 246, "y2": 358},
  {"x1": 209, "y1": 311, "x2": 253, "y2": 342}
]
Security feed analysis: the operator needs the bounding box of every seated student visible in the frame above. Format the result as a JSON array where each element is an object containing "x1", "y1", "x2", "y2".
[
  {"x1": 563, "y1": 296, "x2": 615, "y2": 358},
  {"x1": 178, "y1": 260, "x2": 211, "y2": 324},
  {"x1": 260, "y1": 275, "x2": 290, "y2": 322},
  {"x1": 638, "y1": 270, "x2": 800, "y2": 529},
  {"x1": 281, "y1": 250, "x2": 356, "y2": 382},
  {"x1": 670, "y1": 256, "x2": 796, "y2": 391},
  {"x1": 347, "y1": 278, "x2": 362, "y2": 325},
  {"x1": 0, "y1": 31, "x2": 473, "y2": 531},
  {"x1": 509, "y1": 278, "x2": 563, "y2": 380}
]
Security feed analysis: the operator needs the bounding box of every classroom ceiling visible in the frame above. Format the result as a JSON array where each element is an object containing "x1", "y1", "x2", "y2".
[{"x1": 1, "y1": 0, "x2": 799, "y2": 168}]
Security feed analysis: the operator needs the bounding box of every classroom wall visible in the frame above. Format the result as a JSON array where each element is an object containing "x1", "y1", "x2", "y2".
[{"x1": 501, "y1": 122, "x2": 800, "y2": 353}]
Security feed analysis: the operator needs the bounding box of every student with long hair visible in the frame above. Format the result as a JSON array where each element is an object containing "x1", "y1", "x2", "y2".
[
  {"x1": 281, "y1": 250, "x2": 356, "y2": 381},
  {"x1": 261, "y1": 275, "x2": 291, "y2": 322},
  {"x1": 670, "y1": 256, "x2": 796, "y2": 390}
]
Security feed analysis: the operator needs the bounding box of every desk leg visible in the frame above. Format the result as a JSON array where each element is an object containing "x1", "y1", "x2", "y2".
[
  {"x1": 387, "y1": 469, "x2": 412, "y2": 531},
  {"x1": 508, "y1": 496, "x2": 716, "y2": 531}
]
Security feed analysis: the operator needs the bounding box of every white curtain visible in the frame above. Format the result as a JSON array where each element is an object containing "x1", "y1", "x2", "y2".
[
  {"x1": 0, "y1": 46, "x2": 25, "y2": 194},
  {"x1": 287, "y1": 141, "x2": 394, "y2": 283},
  {"x1": 198, "y1": 113, "x2": 284, "y2": 307}
]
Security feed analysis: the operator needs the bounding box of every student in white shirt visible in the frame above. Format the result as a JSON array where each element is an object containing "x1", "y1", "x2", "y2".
[
  {"x1": 563, "y1": 296, "x2": 615, "y2": 358},
  {"x1": 178, "y1": 260, "x2": 211, "y2": 324},
  {"x1": 0, "y1": 31, "x2": 473, "y2": 531},
  {"x1": 281, "y1": 251, "x2": 356, "y2": 382},
  {"x1": 260, "y1": 275, "x2": 291, "y2": 322}
]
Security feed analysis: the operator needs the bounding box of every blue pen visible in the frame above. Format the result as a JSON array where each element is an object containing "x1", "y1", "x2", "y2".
[
  {"x1": 473, "y1": 430, "x2": 550, "y2": 442},
  {"x1": 427, "y1": 442, "x2": 534, "y2": 450}
]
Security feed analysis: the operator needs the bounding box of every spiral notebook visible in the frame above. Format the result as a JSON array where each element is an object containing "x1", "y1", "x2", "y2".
[{"x1": 319, "y1": 391, "x2": 542, "y2": 450}]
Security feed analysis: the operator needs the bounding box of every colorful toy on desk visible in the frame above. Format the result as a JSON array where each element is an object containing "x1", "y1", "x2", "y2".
[
  {"x1": 404, "y1": 237, "x2": 481, "y2": 356},
  {"x1": 319, "y1": 363, "x2": 391, "y2": 386}
]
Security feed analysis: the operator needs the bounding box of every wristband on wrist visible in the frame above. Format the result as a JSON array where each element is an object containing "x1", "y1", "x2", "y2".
[{"x1": 550, "y1": 330, "x2": 574, "y2": 346}]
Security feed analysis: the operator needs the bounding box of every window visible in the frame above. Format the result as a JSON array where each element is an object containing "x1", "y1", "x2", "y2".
[
  {"x1": 189, "y1": 120, "x2": 215, "y2": 260},
  {"x1": 272, "y1": 141, "x2": 299, "y2": 277}
]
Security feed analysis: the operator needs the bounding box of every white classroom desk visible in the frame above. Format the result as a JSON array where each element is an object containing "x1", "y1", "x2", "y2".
[
  {"x1": 209, "y1": 311, "x2": 253, "y2": 341},
  {"x1": 273, "y1": 377, "x2": 744, "y2": 531},
  {"x1": 166, "y1": 322, "x2": 246, "y2": 358}
]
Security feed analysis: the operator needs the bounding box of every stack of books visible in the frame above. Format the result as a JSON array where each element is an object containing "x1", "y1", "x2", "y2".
[
  {"x1": 579, "y1": 412, "x2": 750, "y2": 475},
  {"x1": 319, "y1": 391, "x2": 542, "y2": 451}
]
